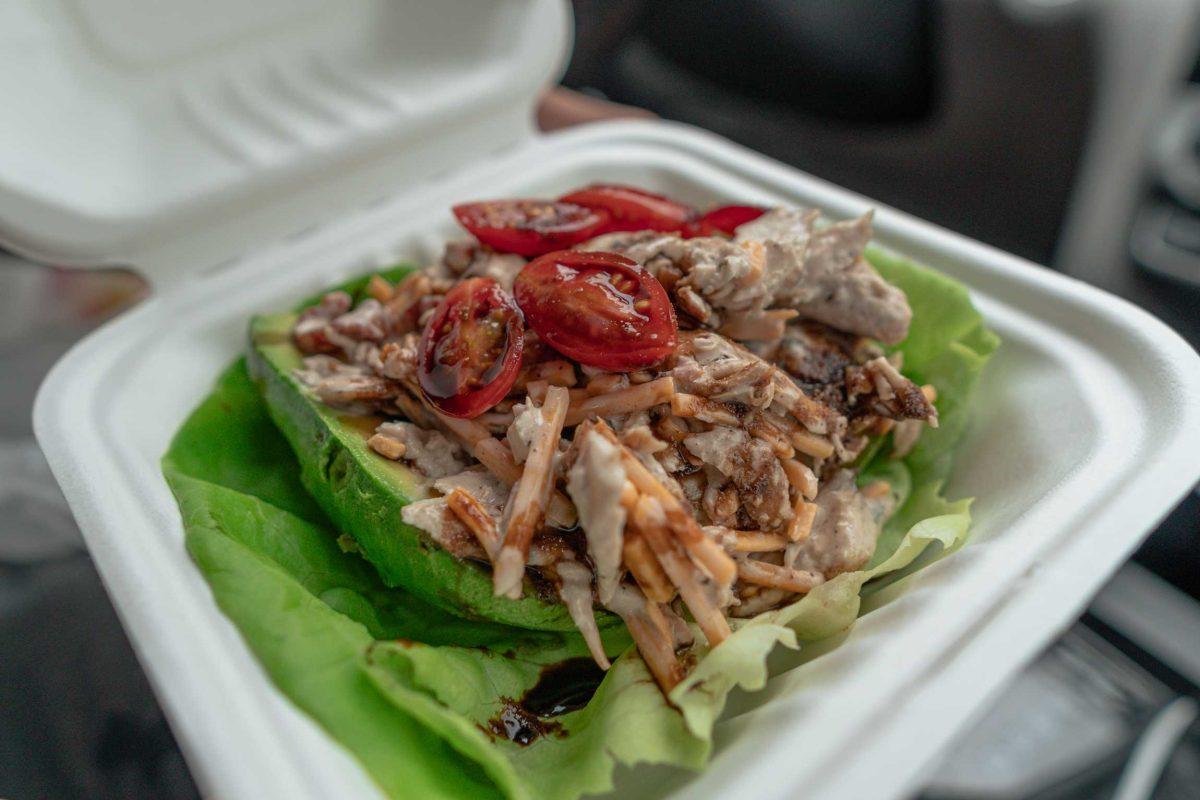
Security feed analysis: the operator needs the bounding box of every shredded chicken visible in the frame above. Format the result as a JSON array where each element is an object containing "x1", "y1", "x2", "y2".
[
  {"x1": 294, "y1": 355, "x2": 397, "y2": 410},
  {"x1": 433, "y1": 240, "x2": 527, "y2": 291},
  {"x1": 583, "y1": 231, "x2": 771, "y2": 329},
  {"x1": 584, "y1": 206, "x2": 911, "y2": 345},
  {"x1": 331, "y1": 298, "x2": 388, "y2": 342},
  {"x1": 785, "y1": 470, "x2": 895, "y2": 578},
  {"x1": 737, "y1": 209, "x2": 912, "y2": 345},
  {"x1": 776, "y1": 321, "x2": 937, "y2": 430},
  {"x1": 683, "y1": 428, "x2": 792, "y2": 530},
  {"x1": 288, "y1": 200, "x2": 943, "y2": 692},
  {"x1": 293, "y1": 291, "x2": 352, "y2": 353},
  {"x1": 555, "y1": 558, "x2": 610, "y2": 669},
  {"x1": 733, "y1": 206, "x2": 819, "y2": 245},
  {"x1": 435, "y1": 468, "x2": 508, "y2": 510},
  {"x1": 672, "y1": 331, "x2": 847, "y2": 444},
  {"x1": 670, "y1": 331, "x2": 777, "y2": 407},
  {"x1": 565, "y1": 426, "x2": 627, "y2": 604},
  {"x1": 850, "y1": 356, "x2": 938, "y2": 425}
]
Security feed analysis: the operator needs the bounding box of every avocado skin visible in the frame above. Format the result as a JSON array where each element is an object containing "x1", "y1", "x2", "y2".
[{"x1": 247, "y1": 312, "x2": 585, "y2": 631}]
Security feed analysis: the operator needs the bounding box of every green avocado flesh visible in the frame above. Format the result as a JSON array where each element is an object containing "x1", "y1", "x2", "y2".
[{"x1": 247, "y1": 312, "x2": 586, "y2": 631}]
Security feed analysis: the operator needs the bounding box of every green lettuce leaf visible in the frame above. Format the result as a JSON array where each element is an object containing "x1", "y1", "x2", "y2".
[{"x1": 163, "y1": 248, "x2": 996, "y2": 799}]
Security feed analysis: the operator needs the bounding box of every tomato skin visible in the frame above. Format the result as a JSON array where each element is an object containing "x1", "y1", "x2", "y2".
[
  {"x1": 559, "y1": 184, "x2": 696, "y2": 233},
  {"x1": 418, "y1": 278, "x2": 524, "y2": 418},
  {"x1": 684, "y1": 205, "x2": 767, "y2": 237},
  {"x1": 514, "y1": 250, "x2": 678, "y2": 372},
  {"x1": 453, "y1": 200, "x2": 611, "y2": 257}
]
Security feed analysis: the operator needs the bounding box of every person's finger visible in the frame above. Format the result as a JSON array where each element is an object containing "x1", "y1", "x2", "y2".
[{"x1": 537, "y1": 86, "x2": 656, "y2": 131}]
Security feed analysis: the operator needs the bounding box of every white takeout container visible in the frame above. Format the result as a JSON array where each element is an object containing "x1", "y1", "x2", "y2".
[{"x1": 15, "y1": 2, "x2": 1200, "y2": 799}]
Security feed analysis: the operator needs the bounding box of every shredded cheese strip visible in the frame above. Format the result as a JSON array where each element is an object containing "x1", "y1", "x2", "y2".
[
  {"x1": 642, "y1": 599, "x2": 679, "y2": 654},
  {"x1": 367, "y1": 274, "x2": 395, "y2": 302},
  {"x1": 474, "y1": 438, "x2": 522, "y2": 482},
  {"x1": 493, "y1": 386, "x2": 570, "y2": 599},
  {"x1": 780, "y1": 458, "x2": 819, "y2": 499},
  {"x1": 657, "y1": 601, "x2": 695, "y2": 650},
  {"x1": 730, "y1": 587, "x2": 794, "y2": 618},
  {"x1": 670, "y1": 392, "x2": 740, "y2": 426},
  {"x1": 607, "y1": 587, "x2": 684, "y2": 693},
  {"x1": 516, "y1": 359, "x2": 577, "y2": 390},
  {"x1": 429, "y1": 410, "x2": 489, "y2": 446},
  {"x1": 766, "y1": 363, "x2": 844, "y2": 437},
  {"x1": 620, "y1": 425, "x2": 668, "y2": 455},
  {"x1": 768, "y1": 413, "x2": 836, "y2": 459},
  {"x1": 563, "y1": 377, "x2": 676, "y2": 427},
  {"x1": 434, "y1": 411, "x2": 576, "y2": 528},
  {"x1": 733, "y1": 531, "x2": 788, "y2": 553},
  {"x1": 367, "y1": 433, "x2": 406, "y2": 461},
  {"x1": 786, "y1": 498, "x2": 817, "y2": 543},
  {"x1": 626, "y1": 610, "x2": 683, "y2": 692},
  {"x1": 584, "y1": 373, "x2": 629, "y2": 396},
  {"x1": 525, "y1": 380, "x2": 589, "y2": 405},
  {"x1": 630, "y1": 494, "x2": 731, "y2": 647},
  {"x1": 852, "y1": 415, "x2": 894, "y2": 438},
  {"x1": 739, "y1": 239, "x2": 766, "y2": 286},
  {"x1": 619, "y1": 479, "x2": 638, "y2": 508},
  {"x1": 745, "y1": 415, "x2": 796, "y2": 459},
  {"x1": 445, "y1": 487, "x2": 500, "y2": 558},
  {"x1": 653, "y1": 415, "x2": 690, "y2": 443},
  {"x1": 474, "y1": 411, "x2": 515, "y2": 432},
  {"x1": 607, "y1": 426, "x2": 737, "y2": 589},
  {"x1": 623, "y1": 528, "x2": 675, "y2": 603},
  {"x1": 393, "y1": 391, "x2": 435, "y2": 429},
  {"x1": 791, "y1": 429, "x2": 836, "y2": 459},
  {"x1": 384, "y1": 271, "x2": 431, "y2": 316},
  {"x1": 438, "y1": 414, "x2": 519, "y2": 480},
  {"x1": 737, "y1": 559, "x2": 825, "y2": 594}
]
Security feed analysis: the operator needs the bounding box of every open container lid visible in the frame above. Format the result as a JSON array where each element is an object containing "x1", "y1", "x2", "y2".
[{"x1": 0, "y1": 0, "x2": 570, "y2": 284}]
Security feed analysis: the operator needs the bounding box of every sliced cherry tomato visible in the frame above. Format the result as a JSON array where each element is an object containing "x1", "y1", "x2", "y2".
[
  {"x1": 452, "y1": 200, "x2": 610, "y2": 257},
  {"x1": 514, "y1": 250, "x2": 677, "y2": 372},
  {"x1": 684, "y1": 204, "x2": 767, "y2": 237},
  {"x1": 418, "y1": 277, "x2": 524, "y2": 418},
  {"x1": 559, "y1": 184, "x2": 696, "y2": 233}
]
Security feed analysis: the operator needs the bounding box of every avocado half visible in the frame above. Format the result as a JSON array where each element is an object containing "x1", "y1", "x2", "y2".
[{"x1": 247, "y1": 312, "x2": 587, "y2": 631}]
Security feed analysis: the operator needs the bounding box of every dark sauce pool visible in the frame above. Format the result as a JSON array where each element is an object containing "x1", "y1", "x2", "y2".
[{"x1": 486, "y1": 658, "x2": 607, "y2": 746}]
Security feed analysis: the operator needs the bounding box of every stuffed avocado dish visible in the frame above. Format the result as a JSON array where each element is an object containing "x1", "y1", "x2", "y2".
[{"x1": 164, "y1": 182, "x2": 997, "y2": 800}]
